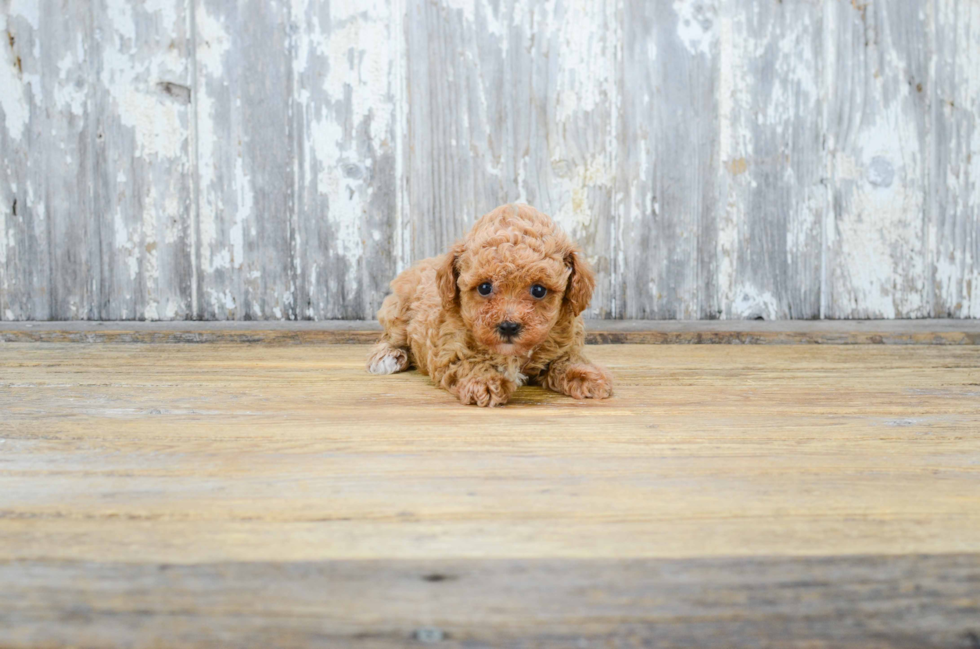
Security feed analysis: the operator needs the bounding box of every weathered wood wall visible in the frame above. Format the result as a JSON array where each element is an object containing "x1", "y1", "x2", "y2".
[{"x1": 1, "y1": 0, "x2": 978, "y2": 321}]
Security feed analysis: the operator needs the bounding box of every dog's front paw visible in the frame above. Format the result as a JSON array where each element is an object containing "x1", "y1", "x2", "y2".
[
  {"x1": 367, "y1": 343, "x2": 410, "y2": 375},
  {"x1": 455, "y1": 375, "x2": 514, "y2": 407},
  {"x1": 561, "y1": 364, "x2": 613, "y2": 400}
]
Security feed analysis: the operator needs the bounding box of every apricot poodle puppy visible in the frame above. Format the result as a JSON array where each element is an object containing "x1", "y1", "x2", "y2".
[{"x1": 367, "y1": 203, "x2": 612, "y2": 407}]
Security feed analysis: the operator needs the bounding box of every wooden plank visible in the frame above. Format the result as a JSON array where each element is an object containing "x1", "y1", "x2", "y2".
[
  {"x1": 0, "y1": 343, "x2": 978, "y2": 644},
  {"x1": 405, "y1": 0, "x2": 618, "y2": 316},
  {"x1": 1, "y1": 555, "x2": 978, "y2": 648},
  {"x1": 290, "y1": 0, "x2": 400, "y2": 320},
  {"x1": 619, "y1": 0, "x2": 718, "y2": 319},
  {"x1": 0, "y1": 0, "x2": 97, "y2": 319},
  {"x1": 0, "y1": 1, "x2": 194, "y2": 321},
  {"x1": 710, "y1": 1, "x2": 823, "y2": 320},
  {"x1": 0, "y1": 324, "x2": 382, "y2": 344},
  {"x1": 193, "y1": 0, "x2": 295, "y2": 319},
  {"x1": 4, "y1": 0, "x2": 980, "y2": 323},
  {"x1": 3, "y1": 320, "x2": 980, "y2": 344},
  {"x1": 823, "y1": 1, "x2": 932, "y2": 318},
  {"x1": 933, "y1": 0, "x2": 980, "y2": 318},
  {"x1": 1, "y1": 343, "x2": 978, "y2": 562},
  {"x1": 93, "y1": 0, "x2": 195, "y2": 320}
]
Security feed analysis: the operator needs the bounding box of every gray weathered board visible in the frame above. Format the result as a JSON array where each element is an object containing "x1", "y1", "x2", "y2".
[
  {"x1": 1, "y1": 0, "x2": 978, "y2": 321},
  {"x1": 3, "y1": 556, "x2": 979, "y2": 648}
]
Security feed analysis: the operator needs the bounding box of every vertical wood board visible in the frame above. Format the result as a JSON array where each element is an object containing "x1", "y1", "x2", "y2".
[{"x1": 1, "y1": 0, "x2": 979, "y2": 320}]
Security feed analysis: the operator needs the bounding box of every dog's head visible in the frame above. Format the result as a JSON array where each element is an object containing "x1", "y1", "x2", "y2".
[{"x1": 436, "y1": 204, "x2": 595, "y2": 356}]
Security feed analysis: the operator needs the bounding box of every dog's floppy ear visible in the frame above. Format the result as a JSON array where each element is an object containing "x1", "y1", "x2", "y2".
[
  {"x1": 564, "y1": 248, "x2": 595, "y2": 316},
  {"x1": 436, "y1": 242, "x2": 465, "y2": 312}
]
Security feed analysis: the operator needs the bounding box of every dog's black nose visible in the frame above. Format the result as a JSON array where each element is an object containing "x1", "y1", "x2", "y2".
[{"x1": 497, "y1": 321, "x2": 522, "y2": 339}]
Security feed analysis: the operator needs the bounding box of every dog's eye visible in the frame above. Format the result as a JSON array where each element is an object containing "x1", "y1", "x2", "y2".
[
  {"x1": 530, "y1": 284, "x2": 547, "y2": 299},
  {"x1": 477, "y1": 282, "x2": 493, "y2": 296}
]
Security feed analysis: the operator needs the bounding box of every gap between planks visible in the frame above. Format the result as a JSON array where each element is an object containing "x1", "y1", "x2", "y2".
[{"x1": 0, "y1": 319, "x2": 979, "y2": 344}]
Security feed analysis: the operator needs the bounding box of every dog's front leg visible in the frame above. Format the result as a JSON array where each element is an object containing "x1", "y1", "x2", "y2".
[
  {"x1": 436, "y1": 359, "x2": 517, "y2": 407},
  {"x1": 542, "y1": 354, "x2": 613, "y2": 400}
]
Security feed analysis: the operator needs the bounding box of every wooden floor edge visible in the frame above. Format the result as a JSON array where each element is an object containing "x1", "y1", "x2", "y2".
[{"x1": 1, "y1": 320, "x2": 979, "y2": 344}]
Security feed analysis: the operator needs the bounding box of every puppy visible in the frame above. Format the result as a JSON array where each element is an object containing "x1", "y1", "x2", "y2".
[{"x1": 367, "y1": 203, "x2": 612, "y2": 407}]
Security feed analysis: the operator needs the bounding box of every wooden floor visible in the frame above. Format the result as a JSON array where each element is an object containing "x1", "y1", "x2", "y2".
[{"x1": 2, "y1": 342, "x2": 979, "y2": 647}]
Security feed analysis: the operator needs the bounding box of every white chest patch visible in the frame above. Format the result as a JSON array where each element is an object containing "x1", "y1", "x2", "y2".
[{"x1": 494, "y1": 360, "x2": 528, "y2": 387}]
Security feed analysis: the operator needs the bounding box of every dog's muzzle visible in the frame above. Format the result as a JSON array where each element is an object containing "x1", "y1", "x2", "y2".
[{"x1": 496, "y1": 321, "x2": 522, "y2": 340}]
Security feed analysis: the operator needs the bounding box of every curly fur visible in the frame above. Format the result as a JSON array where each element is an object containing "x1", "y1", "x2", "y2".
[{"x1": 367, "y1": 204, "x2": 613, "y2": 407}]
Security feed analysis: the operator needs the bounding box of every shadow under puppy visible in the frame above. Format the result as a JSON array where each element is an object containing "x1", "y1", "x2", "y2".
[{"x1": 368, "y1": 203, "x2": 612, "y2": 407}]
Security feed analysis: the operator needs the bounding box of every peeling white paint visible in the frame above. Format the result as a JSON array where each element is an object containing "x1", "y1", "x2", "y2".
[
  {"x1": 114, "y1": 207, "x2": 141, "y2": 282},
  {"x1": 2, "y1": 0, "x2": 978, "y2": 321},
  {"x1": 52, "y1": 49, "x2": 88, "y2": 117},
  {"x1": 832, "y1": 102, "x2": 927, "y2": 318},
  {"x1": 715, "y1": 9, "x2": 739, "y2": 316},
  {"x1": 230, "y1": 156, "x2": 252, "y2": 269},
  {"x1": 310, "y1": 115, "x2": 344, "y2": 198},
  {"x1": 392, "y1": 0, "x2": 409, "y2": 273},
  {"x1": 56, "y1": 53, "x2": 73, "y2": 79},
  {"x1": 827, "y1": 0, "x2": 930, "y2": 320},
  {"x1": 209, "y1": 248, "x2": 231, "y2": 272},
  {"x1": 731, "y1": 286, "x2": 779, "y2": 321},
  {"x1": 141, "y1": 183, "x2": 160, "y2": 320},
  {"x1": 554, "y1": 0, "x2": 613, "y2": 122},
  {"x1": 54, "y1": 86, "x2": 86, "y2": 119},
  {"x1": 0, "y1": 15, "x2": 30, "y2": 142},
  {"x1": 0, "y1": 201, "x2": 7, "y2": 268},
  {"x1": 116, "y1": 89, "x2": 184, "y2": 158},
  {"x1": 317, "y1": 3, "x2": 393, "y2": 153},
  {"x1": 329, "y1": 0, "x2": 389, "y2": 24},
  {"x1": 714, "y1": 3, "x2": 824, "y2": 319},
  {"x1": 205, "y1": 288, "x2": 236, "y2": 314},
  {"x1": 441, "y1": 0, "x2": 476, "y2": 25},
  {"x1": 100, "y1": 0, "x2": 187, "y2": 159},
  {"x1": 542, "y1": 0, "x2": 618, "y2": 281},
  {"x1": 105, "y1": 0, "x2": 136, "y2": 44},
  {"x1": 551, "y1": 156, "x2": 613, "y2": 243},
  {"x1": 143, "y1": 0, "x2": 178, "y2": 32},
  {"x1": 933, "y1": 0, "x2": 980, "y2": 317},
  {"x1": 195, "y1": 3, "x2": 231, "y2": 278},
  {"x1": 195, "y1": 6, "x2": 232, "y2": 75},
  {"x1": 294, "y1": 0, "x2": 399, "y2": 306},
  {"x1": 163, "y1": 298, "x2": 179, "y2": 319},
  {"x1": 310, "y1": 111, "x2": 363, "y2": 295},
  {"x1": 673, "y1": 0, "x2": 718, "y2": 57},
  {"x1": 9, "y1": 0, "x2": 40, "y2": 30}
]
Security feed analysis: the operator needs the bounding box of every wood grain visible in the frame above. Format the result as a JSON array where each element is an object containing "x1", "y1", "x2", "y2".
[
  {"x1": 710, "y1": 0, "x2": 823, "y2": 320},
  {"x1": 823, "y1": 1, "x2": 932, "y2": 318},
  {"x1": 1, "y1": 342, "x2": 978, "y2": 645},
  {"x1": 193, "y1": 0, "x2": 296, "y2": 320},
  {"x1": 3, "y1": 1, "x2": 980, "y2": 321},
  {"x1": 97, "y1": 0, "x2": 196, "y2": 321},
  {"x1": 290, "y1": 0, "x2": 400, "y2": 321},
  {"x1": 619, "y1": 0, "x2": 715, "y2": 319},
  {"x1": 2, "y1": 555, "x2": 979, "y2": 648},
  {"x1": 933, "y1": 0, "x2": 980, "y2": 318},
  {"x1": 405, "y1": 0, "x2": 618, "y2": 317},
  {"x1": 1, "y1": 0, "x2": 98, "y2": 320},
  {"x1": 2, "y1": 319, "x2": 980, "y2": 344}
]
